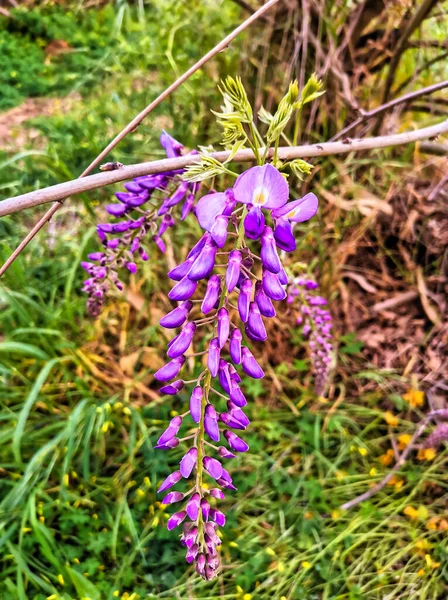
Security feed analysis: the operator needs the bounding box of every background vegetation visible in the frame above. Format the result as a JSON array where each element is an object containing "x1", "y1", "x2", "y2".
[{"x1": 0, "y1": 1, "x2": 447, "y2": 599}]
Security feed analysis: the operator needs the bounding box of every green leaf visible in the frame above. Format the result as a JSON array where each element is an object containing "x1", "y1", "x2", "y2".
[
  {"x1": 0, "y1": 342, "x2": 49, "y2": 361},
  {"x1": 12, "y1": 357, "x2": 62, "y2": 463},
  {"x1": 66, "y1": 566, "x2": 101, "y2": 600}
]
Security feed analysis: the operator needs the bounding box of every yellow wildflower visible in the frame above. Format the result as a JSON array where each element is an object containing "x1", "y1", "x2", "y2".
[
  {"x1": 418, "y1": 569, "x2": 425, "y2": 576},
  {"x1": 358, "y1": 447, "x2": 368, "y2": 457},
  {"x1": 417, "y1": 448, "x2": 436, "y2": 461},
  {"x1": 403, "y1": 389, "x2": 424, "y2": 408},
  {"x1": 425, "y1": 554, "x2": 440, "y2": 569},
  {"x1": 404, "y1": 506, "x2": 418, "y2": 519},
  {"x1": 266, "y1": 547, "x2": 276, "y2": 557},
  {"x1": 277, "y1": 561, "x2": 285, "y2": 573},
  {"x1": 379, "y1": 449, "x2": 394, "y2": 466},
  {"x1": 57, "y1": 574, "x2": 65, "y2": 586},
  {"x1": 369, "y1": 467, "x2": 377, "y2": 477},
  {"x1": 383, "y1": 411, "x2": 399, "y2": 426},
  {"x1": 301, "y1": 561, "x2": 312, "y2": 569},
  {"x1": 397, "y1": 434, "x2": 412, "y2": 450}
]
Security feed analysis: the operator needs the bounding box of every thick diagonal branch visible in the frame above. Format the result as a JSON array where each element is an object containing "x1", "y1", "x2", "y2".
[{"x1": 1, "y1": 118, "x2": 447, "y2": 220}]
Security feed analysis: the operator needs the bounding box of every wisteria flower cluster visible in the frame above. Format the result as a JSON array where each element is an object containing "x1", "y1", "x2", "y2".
[
  {"x1": 154, "y1": 164, "x2": 318, "y2": 578},
  {"x1": 287, "y1": 277, "x2": 333, "y2": 395},
  {"x1": 82, "y1": 75, "x2": 331, "y2": 579},
  {"x1": 81, "y1": 132, "x2": 197, "y2": 316}
]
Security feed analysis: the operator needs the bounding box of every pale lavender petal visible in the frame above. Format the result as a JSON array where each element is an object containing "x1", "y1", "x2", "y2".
[
  {"x1": 195, "y1": 192, "x2": 228, "y2": 232},
  {"x1": 233, "y1": 164, "x2": 289, "y2": 209}
]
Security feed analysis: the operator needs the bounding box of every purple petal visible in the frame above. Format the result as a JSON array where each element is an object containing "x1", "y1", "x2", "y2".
[
  {"x1": 274, "y1": 218, "x2": 296, "y2": 252},
  {"x1": 262, "y1": 270, "x2": 286, "y2": 301},
  {"x1": 106, "y1": 203, "x2": 128, "y2": 217},
  {"x1": 229, "y1": 379, "x2": 247, "y2": 407},
  {"x1": 238, "y1": 278, "x2": 252, "y2": 323},
  {"x1": 260, "y1": 226, "x2": 281, "y2": 273},
  {"x1": 162, "y1": 491, "x2": 184, "y2": 504},
  {"x1": 167, "y1": 322, "x2": 196, "y2": 358},
  {"x1": 167, "y1": 510, "x2": 187, "y2": 531},
  {"x1": 233, "y1": 164, "x2": 289, "y2": 209},
  {"x1": 154, "y1": 356, "x2": 185, "y2": 382},
  {"x1": 254, "y1": 281, "x2": 276, "y2": 317},
  {"x1": 160, "y1": 301, "x2": 192, "y2": 328},
  {"x1": 201, "y1": 274, "x2": 221, "y2": 314},
  {"x1": 180, "y1": 447, "x2": 198, "y2": 478},
  {"x1": 186, "y1": 493, "x2": 201, "y2": 520},
  {"x1": 203, "y1": 456, "x2": 223, "y2": 480},
  {"x1": 207, "y1": 338, "x2": 220, "y2": 377},
  {"x1": 210, "y1": 215, "x2": 229, "y2": 248},
  {"x1": 226, "y1": 250, "x2": 242, "y2": 292},
  {"x1": 229, "y1": 329, "x2": 242, "y2": 364},
  {"x1": 159, "y1": 380, "x2": 184, "y2": 395},
  {"x1": 247, "y1": 302, "x2": 267, "y2": 341},
  {"x1": 187, "y1": 240, "x2": 217, "y2": 281},
  {"x1": 217, "y1": 308, "x2": 230, "y2": 348},
  {"x1": 204, "y1": 404, "x2": 220, "y2": 442},
  {"x1": 157, "y1": 470, "x2": 182, "y2": 493},
  {"x1": 190, "y1": 386, "x2": 203, "y2": 423},
  {"x1": 168, "y1": 277, "x2": 197, "y2": 301},
  {"x1": 241, "y1": 347, "x2": 264, "y2": 379},
  {"x1": 168, "y1": 257, "x2": 196, "y2": 281},
  {"x1": 272, "y1": 192, "x2": 318, "y2": 222},
  {"x1": 160, "y1": 130, "x2": 184, "y2": 158},
  {"x1": 244, "y1": 206, "x2": 265, "y2": 240},
  {"x1": 224, "y1": 430, "x2": 249, "y2": 452},
  {"x1": 195, "y1": 192, "x2": 228, "y2": 232}
]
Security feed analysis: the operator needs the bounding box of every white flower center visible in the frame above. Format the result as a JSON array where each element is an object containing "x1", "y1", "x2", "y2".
[{"x1": 252, "y1": 186, "x2": 268, "y2": 206}]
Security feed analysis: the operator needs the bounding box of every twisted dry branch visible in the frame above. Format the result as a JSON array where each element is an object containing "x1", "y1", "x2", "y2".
[{"x1": 1, "y1": 118, "x2": 447, "y2": 219}]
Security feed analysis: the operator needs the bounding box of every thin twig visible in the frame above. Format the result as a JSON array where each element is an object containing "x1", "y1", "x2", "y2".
[
  {"x1": 331, "y1": 80, "x2": 448, "y2": 141},
  {"x1": 0, "y1": 0, "x2": 281, "y2": 278},
  {"x1": 340, "y1": 410, "x2": 448, "y2": 511},
  {"x1": 1, "y1": 119, "x2": 447, "y2": 224}
]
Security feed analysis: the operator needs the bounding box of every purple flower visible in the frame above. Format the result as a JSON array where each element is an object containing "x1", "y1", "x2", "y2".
[
  {"x1": 210, "y1": 215, "x2": 229, "y2": 248},
  {"x1": 167, "y1": 511, "x2": 187, "y2": 531},
  {"x1": 247, "y1": 302, "x2": 267, "y2": 341},
  {"x1": 190, "y1": 386, "x2": 202, "y2": 423},
  {"x1": 157, "y1": 416, "x2": 182, "y2": 446},
  {"x1": 160, "y1": 300, "x2": 193, "y2": 328},
  {"x1": 207, "y1": 337, "x2": 220, "y2": 377},
  {"x1": 243, "y1": 206, "x2": 265, "y2": 240},
  {"x1": 241, "y1": 347, "x2": 264, "y2": 379},
  {"x1": 201, "y1": 275, "x2": 221, "y2": 314},
  {"x1": 226, "y1": 250, "x2": 242, "y2": 292},
  {"x1": 272, "y1": 192, "x2": 318, "y2": 222},
  {"x1": 224, "y1": 430, "x2": 249, "y2": 452},
  {"x1": 154, "y1": 356, "x2": 185, "y2": 382},
  {"x1": 167, "y1": 322, "x2": 196, "y2": 358},
  {"x1": 217, "y1": 307, "x2": 230, "y2": 348},
  {"x1": 159, "y1": 380, "x2": 184, "y2": 395},
  {"x1": 255, "y1": 281, "x2": 276, "y2": 317},
  {"x1": 196, "y1": 190, "x2": 236, "y2": 232},
  {"x1": 203, "y1": 456, "x2": 223, "y2": 479},
  {"x1": 162, "y1": 491, "x2": 184, "y2": 504},
  {"x1": 274, "y1": 218, "x2": 296, "y2": 252},
  {"x1": 233, "y1": 164, "x2": 289, "y2": 209},
  {"x1": 186, "y1": 493, "x2": 201, "y2": 520},
  {"x1": 204, "y1": 404, "x2": 220, "y2": 442},
  {"x1": 168, "y1": 277, "x2": 197, "y2": 301},
  {"x1": 157, "y1": 470, "x2": 182, "y2": 493},
  {"x1": 160, "y1": 130, "x2": 184, "y2": 158},
  {"x1": 262, "y1": 270, "x2": 287, "y2": 301},
  {"x1": 180, "y1": 447, "x2": 198, "y2": 478},
  {"x1": 168, "y1": 257, "x2": 196, "y2": 281},
  {"x1": 238, "y1": 278, "x2": 252, "y2": 322},
  {"x1": 260, "y1": 226, "x2": 281, "y2": 273},
  {"x1": 187, "y1": 240, "x2": 217, "y2": 281},
  {"x1": 229, "y1": 329, "x2": 242, "y2": 364},
  {"x1": 229, "y1": 379, "x2": 247, "y2": 407}
]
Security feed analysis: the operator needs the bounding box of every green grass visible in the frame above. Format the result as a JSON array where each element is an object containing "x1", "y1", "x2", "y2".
[{"x1": 0, "y1": 1, "x2": 447, "y2": 599}]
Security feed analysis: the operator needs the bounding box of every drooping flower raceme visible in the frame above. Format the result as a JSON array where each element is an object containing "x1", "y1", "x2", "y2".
[
  {"x1": 81, "y1": 132, "x2": 197, "y2": 316},
  {"x1": 155, "y1": 164, "x2": 318, "y2": 579},
  {"x1": 287, "y1": 277, "x2": 333, "y2": 394}
]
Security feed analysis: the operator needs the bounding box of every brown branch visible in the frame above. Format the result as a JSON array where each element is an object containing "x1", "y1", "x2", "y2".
[
  {"x1": 331, "y1": 80, "x2": 448, "y2": 141},
  {"x1": 0, "y1": 0, "x2": 282, "y2": 278},
  {"x1": 1, "y1": 119, "x2": 448, "y2": 223},
  {"x1": 340, "y1": 410, "x2": 447, "y2": 511}
]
